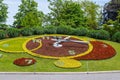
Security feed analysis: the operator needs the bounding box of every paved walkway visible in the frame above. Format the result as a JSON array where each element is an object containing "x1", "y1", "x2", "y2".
[{"x1": 0, "y1": 72, "x2": 120, "y2": 80}]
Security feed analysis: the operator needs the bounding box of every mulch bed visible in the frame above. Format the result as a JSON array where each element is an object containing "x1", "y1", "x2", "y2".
[
  {"x1": 74, "y1": 41, "x2": 116, "y2": 60},
  {"x1": 13, "y1": 58, "x2": 36, "y2": 66}
]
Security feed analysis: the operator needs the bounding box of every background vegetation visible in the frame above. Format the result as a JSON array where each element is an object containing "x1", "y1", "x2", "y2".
[{"x1": 0, "y1": 0, "x2": 120, "y2": 43}]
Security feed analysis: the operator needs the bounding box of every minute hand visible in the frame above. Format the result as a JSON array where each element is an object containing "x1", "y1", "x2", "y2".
[{"x1": 69, "y1": 40, "x2": 89, "y2": 44}]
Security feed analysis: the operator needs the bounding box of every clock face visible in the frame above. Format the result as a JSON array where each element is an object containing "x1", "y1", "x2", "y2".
[
  {"x1": 24, "y1": 35, "x2": 93, "y2": 59},
  {"x1": 23, "y1": 34, "x2": 116, "y2": 60}
]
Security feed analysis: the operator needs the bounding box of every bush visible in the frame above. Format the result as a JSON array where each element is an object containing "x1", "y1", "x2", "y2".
[
  {"x1": 103, "y1": 24, "x2": 116, "y2": 36},
  {"x1": 0, "y1": 24, "x2": 8, "y2": 30},
  {"x1": 72, "y1": 27, "x2": 88, "y2": 36},
  {"x1": 112, "y1": 32, "x2": 120, "y2": 43},
  {"x1": 0, "y1": 30, "x2": 6, "y2": 39},
  {"x1": 32, "y1": 27, "x2": 44, "y2": 35},
  {"x1": 44, "y1": 25, "x2": 57, "y2": 34},
  {"x1": 21, "y1": 27, "x2": 33, "y2": 36},
  {"x1": 6, "y1": 28, "x2": 20, "y2": 38},
  {"x1": 56, "y1": 25, "x2": 73, "y2": 35},
  {"x1": 87, "y1": 30, "x2": 110, "y2": 40}
]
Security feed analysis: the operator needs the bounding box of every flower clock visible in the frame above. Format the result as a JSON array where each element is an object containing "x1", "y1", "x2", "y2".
[{"x1": 22, "y1": 34, "x2": 116, "y2": 68}]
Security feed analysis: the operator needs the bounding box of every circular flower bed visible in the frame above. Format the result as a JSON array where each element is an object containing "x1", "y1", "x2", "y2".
[
  {"x1": 74, "y1": 41, "x2": 116, "y2": 60},
  {"x1": 54, "y1": 58, "x2": 81, "y2": 68},
  {"x1": 13, "y1": 57, "x2": 36, "y2": 66},
  {"x1": 23, "y1": 34, "x2": 93, "y2": 59}
]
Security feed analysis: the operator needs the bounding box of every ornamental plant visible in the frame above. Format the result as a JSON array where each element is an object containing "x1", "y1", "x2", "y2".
[
  {"x1": 72, "y1": 27, "x2": 88, "y2": 36},
  {"x1": 87, "y1": 30, "x2": 110, "y2": 40},
  {"x1": 20, "y1": 27, "x2": 33, "y2": 36},
  {"x1": 32, "y1": 27, "x2": 44, "y2": 35},
  {"x1": 44, "y1": 25, "x2": 57, "y2": 34},
  {"x1": 112, "y1": 32, "x2": 120, "y2": 43},
  {"x1": 0, "y1": 30, "x2": 6, "y2": 39},
  {"x1": 56, "y1": 25, "x2": 73, "y2": 35},
  {"x1": 6, "y1": 28, "x2": 20, "y2": 38}
]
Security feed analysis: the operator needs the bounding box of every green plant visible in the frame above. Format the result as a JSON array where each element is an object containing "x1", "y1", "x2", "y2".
[
  {"x1": 103, "y1": 24, "x2": 116, "y2": 36},
  {"x1": 32, "y1": 27, "x2": 44, "y2": 35},
  {"x1": 72, "y1": 27, "x2": 88, "y2": 36},
  {"x1": 56, "y1": 25, "x2": 73, "y2": 34},
  {"x1": 112, "y1": 32, "x2": 120, "y2": 43},
  {"x1": 0, "y1": 30, "x2": 6, "y2": 39},
  {"x1": 44, "y1": 25, "x2": 57, "y2": 34},
  {"x1": 6, "y1": 28, "x2": 20, "y2": 38},
  {"x1": 87, "y1": 30, "x2": 110, "y2": 40},
  {"x1": 87, "y1": 30, "x2": 97, "y2": 38},
  {"x1": 21, "y1": 27, "x2": 33, "y2": 36}
]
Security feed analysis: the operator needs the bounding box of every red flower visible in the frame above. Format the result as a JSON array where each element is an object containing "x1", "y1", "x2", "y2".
[
  {"x1": 74, "y1": 41, "x2": 116, "y2": 60},
  {"x1": 13, "y1": 58, "x2": 36, "y2": 66}
]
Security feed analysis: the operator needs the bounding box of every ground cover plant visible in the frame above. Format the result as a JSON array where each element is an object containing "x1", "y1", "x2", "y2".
[{"x1": 0, "y1": 34, "x2": 119, "y2": 72}]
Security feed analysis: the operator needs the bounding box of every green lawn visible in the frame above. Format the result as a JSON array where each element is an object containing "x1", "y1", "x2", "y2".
[{"x1": 0, "y1": 35, "x2": 120, "y2": 72}]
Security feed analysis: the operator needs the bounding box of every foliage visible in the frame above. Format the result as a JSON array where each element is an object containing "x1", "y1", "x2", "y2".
[
  {"x1": 0, "y1": 24, "x2": 8, "y2": 30},
  {"x1": 87, "y1": 29, "x2": 110, "y2": 40},
  {"x1": 44, "y1": 25, "x2": 57, "y2": 34},
  {"x1": 0, "y1": 30, "x2": 6, "y2": 39},
  {"x1": 13, "y1": 0, "x2": 44, "y2": 28},
  {"x1": 80, "y1": 0, "x2": 100, "y2": 29},
  {"x1": 0, "y1": 0, "x2": 8, "y2": 23},
  {"x1": 32, "y1": 27, "x2": 44, "y2": 35},
  {"x1": 112, "y1": 32, "x2": 120, "y2": 43},
  {"x1": 103, "y1": 19, "x2": 120, "y2": 36},
  {"x1": 103, "y1": 24, "x2": 115, "y2": 36},
  {"x1": 20, "y1": 27, "x2": 33, "y2": 36},
  {"x1": 6, "y1": 28, "x2": 20, "y2": 38},
  {"x1": 72, "y1": 27, "x2": 88, "y2": 36},
  {"x1": 46, "y1": 0, "x2": 86, "y2": 28},
  {"x1": 56, "y1": 25, "x2": 73, "y2": 34}
]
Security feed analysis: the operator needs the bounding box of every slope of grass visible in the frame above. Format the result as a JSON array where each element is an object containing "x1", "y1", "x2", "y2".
[{"x1": 0, "y1": 35, "x2": 119, "y2": 72}]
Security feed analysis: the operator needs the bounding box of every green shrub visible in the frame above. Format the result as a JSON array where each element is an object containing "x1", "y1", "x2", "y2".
[
  {"x1": 0, "y1": 24, "x2": 9, "y2": 30},
  {"x1": 0, "y1": 30, "x2": 6, "y2": 39},
  {"x1": 112, "y1": 32, "x2": 120, "y2": 43},
  {"x1": 44, "y1": 25, "x2": 57, "y2": 34},
  {"x1": 87, "y1": 30, "x2": 110, "y2": 40},
  {"x1": 32, "y1": 27, "x2": 44, "y2": 35},
  {"x1": 56, "y1": 25, "x2": 73, "y2": 35},
  {"x1": 6, "y1": 28, "x2": 20, "y2": 38},
  {"x1": 72, "y1": 27, "x2": 88, "y2": 36},
  {"x1": 103, "y1": 24, "x2": 116, "y2": 36},
  {"x1": 21, "y1": 27, "x2": 33, "y2": 36},
  {"x1": 87, "y1": 30, "x2": 97, "y2": 38}
]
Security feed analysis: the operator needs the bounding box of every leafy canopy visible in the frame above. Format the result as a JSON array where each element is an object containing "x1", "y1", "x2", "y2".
[
  {"x1": 46, "y1": 0, "x2": 86, "y2": 28},
  {"x1": 80, "y1": 0, "x2": 100, "y2": 29},
  {"x1": 0, "y1": 0, "x2": 8, "y2": 23},
  {"x1": 13, "y1": 0, "x2": 44, "y2": 28}
]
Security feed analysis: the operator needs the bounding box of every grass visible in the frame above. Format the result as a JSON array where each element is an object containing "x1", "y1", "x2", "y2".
[{"x1": 0, "y1": 35, "x2": 120, "y2": 72}]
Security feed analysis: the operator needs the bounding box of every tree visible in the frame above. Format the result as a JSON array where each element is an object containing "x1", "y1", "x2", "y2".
[
  {"x1": 13, "y1": 0, "x2": 43, "y2": 28},
  {"x1": 0, "y1": 0, "x2": 8, "y2": 29},
  {"x1": 80, "y1": 0, "x2": 100, "y2": 29},
  {"x1": 46, "y1": 0, "x2": 86, "y2": 28}
]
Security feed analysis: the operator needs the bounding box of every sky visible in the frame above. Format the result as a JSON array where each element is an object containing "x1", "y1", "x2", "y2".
[{"x1": 3, "y1": 0, "x2": 110, "y2": 25}]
